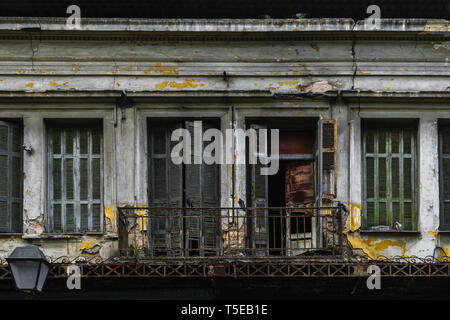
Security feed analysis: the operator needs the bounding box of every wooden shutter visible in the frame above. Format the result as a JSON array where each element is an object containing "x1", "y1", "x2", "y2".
[
  {"x1": 249, "y1": 124, "x2": 269, "y2": 256},
  {"x1": 0, "y1": 120, "x2": 22, "y2": 233},
  {"x1": 48, "y1": 125, "x2": 103, "y2": 233},
  {"x1": 148, "y1": 122, "x2": 183, "y2": 254},
  {"x1": 363, "y1": 124, "x2": 416, "y2": 230},
  {"x1": 315, "y1": 119, "x2": 337, "y2": 206},
  {"x1": 184, "y1": 121, "x2": 220, "y2": 255}
]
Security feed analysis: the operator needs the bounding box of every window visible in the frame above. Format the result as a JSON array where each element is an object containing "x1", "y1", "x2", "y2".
[
  {"x1": 246, "y1": 118, "x2": 337, "y2": 255},
  {"x1": 0, "y1": 120, "x2": 22, "y2": 233},
  {"x1": 439, "y1": 125, "x2": 450, "y2": 230},
  {"x1": 47, "y1": 122, "x2": 103, "y2": 233},
  {"x1": 148, "y1": 119, "x2": 220, "y2": 256},
  {"x1": 362, "y1": 122, "x2": 417, "y2": 231}
]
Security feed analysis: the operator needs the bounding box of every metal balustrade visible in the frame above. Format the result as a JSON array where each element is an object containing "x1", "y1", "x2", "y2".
[{"x1": 118, "y1": 206, "x2": 343, "y2": 260}]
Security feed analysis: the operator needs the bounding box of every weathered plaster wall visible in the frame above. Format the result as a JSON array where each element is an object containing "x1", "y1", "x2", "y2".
[
  {"x1": 0, "y1": 18, "x2": 447, "y2": 261},
  {"x1": 345, "y1": 108, "x2": 450, "y2": 260}
]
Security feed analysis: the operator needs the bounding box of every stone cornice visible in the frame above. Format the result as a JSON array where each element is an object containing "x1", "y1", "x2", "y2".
[{"x1": 0, "y1": 18, "x2": 447, "y2": 41}]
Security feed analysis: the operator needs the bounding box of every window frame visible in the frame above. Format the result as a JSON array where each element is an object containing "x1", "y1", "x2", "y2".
[
  {"x1": 46, "y1": 121, "x2": 104, "y2": 234},
  {"x1": 361, "y1": 121, "x2": 418, "y2": 231}
]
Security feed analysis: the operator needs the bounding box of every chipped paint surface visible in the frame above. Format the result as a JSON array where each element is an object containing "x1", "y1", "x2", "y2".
[
  {"x1": 347, "y1": 234, "x2": 407, "y2": 260},
  {"x1": 155, "y1": 79, "x2": 205, "y2": 89},
  {"x1": 0, "y1": 18, "x2": 448, "y2": 263}
]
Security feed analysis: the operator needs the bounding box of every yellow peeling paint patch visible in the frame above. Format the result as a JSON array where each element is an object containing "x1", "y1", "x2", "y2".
[
  {"x1": 135, "y1": 208, "x2": 148, "y2": 231},
  {"x1": 278, "y1": 81, "x2": 299, "y2": 86},
  {"x1": 49, "y1": 81, "x2": 57, "y2": 86},
  {"x1": 72, "y1": 67, "x2": 80, "y2": 71},
  {"x1": 359, "y1": 72, "x2": 372, "y2": 75},
  {"x1": 40, "y1": 71, "x2": 54, "y2": 75},
  {"x1": 24, "y1": 83, "x2": 34, "y2": 88},
  {"x1": 426, "y1": 230, "x2": 438, "y2": 239},
  {"x1": 344, "y1": 203, "x2": 362, "y2": 233},
  {"x1": 116, "y1": 66, "x2": 132, "y2": 71},
  {"x1": 424, "y1": 22, "x2": 450, "y2": 32},
  {"x1": 145, "y1": 63, "x2": 179, "y2": 76},
  {"x1": 80, "y1": 241, "x2": 99, "y2": 250},
  {"x1": 104, "y1": 206, "x2": 116, "y2": 225},
  {"x1": 155, "y1": 79, "x2": 205, "y2": 89},
  {"x1": 347, "y1": 234, "x2": 407, "y2": 260}
]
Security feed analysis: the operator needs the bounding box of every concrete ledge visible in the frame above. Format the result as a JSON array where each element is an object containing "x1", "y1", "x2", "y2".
[{"x1": 0, "y1": 17, "x2": 447, "y2": 33}]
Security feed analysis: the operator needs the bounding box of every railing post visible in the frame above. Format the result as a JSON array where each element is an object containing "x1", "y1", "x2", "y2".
[
  {"x1": 117, "y1": 208, "x2": 128, "y2": 257},
  {"x1": 337, "y1": 206, "x2": 343, "y2": 255}
]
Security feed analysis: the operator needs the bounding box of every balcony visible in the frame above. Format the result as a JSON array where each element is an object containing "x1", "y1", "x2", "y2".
[{"x1": 118, "y1": 206, "x2": 344, "y2": 261}]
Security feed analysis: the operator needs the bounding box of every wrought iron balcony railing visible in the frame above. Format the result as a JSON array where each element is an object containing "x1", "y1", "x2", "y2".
[{"x1": 118, "y1": 206, "x2": 343, "y2": 260}]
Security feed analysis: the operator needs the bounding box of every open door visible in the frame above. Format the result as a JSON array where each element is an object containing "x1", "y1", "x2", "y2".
[{"x1": 285, "y1": 162, "x2": 315, "y2": 255}]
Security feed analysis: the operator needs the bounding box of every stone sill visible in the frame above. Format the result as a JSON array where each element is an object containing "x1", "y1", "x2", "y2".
[
  {"x1": 359, "y1": 229, "x2": 420, "y2": 235},
  {"x1": 25, "y1": 232, "x2": 107, "y2": 240},
  {"x1": 0, "y1": 233, "x2": 23, "y2": 237}
]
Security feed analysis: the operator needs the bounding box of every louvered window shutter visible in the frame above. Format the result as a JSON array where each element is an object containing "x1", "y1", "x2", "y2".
[
  {"x1": 148, "y1": 122, "x2": 183, "y2": 255},
  {"x1": 315, "y1": 119, "x2": 337, "y2": 206},
  {"x1": 48, "y1": 125, "x2": 103, "y2": 233},
  {"x1": 363, "y1": 124, "x2": 416, "y2": 230},
  {"x1": 184, "y1": 121, "x2": 220, "y2": 256},
  {"x1": 0, "y1": 121, "x2": 22, "y2": 233},
  {"x1": 249, "y1": 124, "x2": 269, "y2": 256}
]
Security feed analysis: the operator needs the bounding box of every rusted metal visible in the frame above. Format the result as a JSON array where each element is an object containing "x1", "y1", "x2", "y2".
[
  {"x1": 285, "y1": 162, "x2": 314, "y2": 205},
  {"x1": 118, "y1": 206, "x2": 344, "y2": 260},
  {"x1": 0, "y1": 254, "x2": 449, "y2": 279}
]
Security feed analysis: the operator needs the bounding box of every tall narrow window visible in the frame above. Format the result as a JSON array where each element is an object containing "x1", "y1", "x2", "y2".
[
  {"x1": 362, "y1": 123, "x2": 417, "y2": 231},
  {"x1": 0, "y1": 120, "x2": 22, "y2": 233},
  {"x1": 47, "y1": 123, "x2": 103, "y2": 233},
  {"x1": 439, "y1": 125, "x2": 450, "y2": 230},
  {"x1": 148, "y1": 119, "x2": 220, "y2": 256}
]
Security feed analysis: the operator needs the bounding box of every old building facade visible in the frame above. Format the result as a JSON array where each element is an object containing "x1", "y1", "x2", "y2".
[{"x1": 0, "y1": 17, "x2": 449, "y2": 289}]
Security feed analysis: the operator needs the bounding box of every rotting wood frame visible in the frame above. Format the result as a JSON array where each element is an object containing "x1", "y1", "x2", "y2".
[{"x1": 46, "y1": 120, "x2": 104, "y2": 234}]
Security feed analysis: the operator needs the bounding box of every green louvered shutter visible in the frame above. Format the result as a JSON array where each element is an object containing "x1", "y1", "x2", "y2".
[
  {"x1": 363, "y1": 124, "x2": 416, "y2": 231},
  {"x1": 48, "y1": 125, "x2": 103, "y2": 233},
  {"x1": 0, "y1": 120, "x2": 22, "y2": 233}
]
